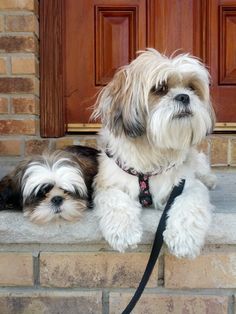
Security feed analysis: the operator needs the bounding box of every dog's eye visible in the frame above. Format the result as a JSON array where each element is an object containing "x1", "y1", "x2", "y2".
[
  {"x1": 63, "y1": 189, "x2": 73, "y2": 196},
  {"x1": 63, "y1": 188, "x2": 83, "y2": 199},
  {"x1": 63, "y1": 189, "x2": 79, "y2": 197},
  {"x1": 42, "y1": 184, "x2": 54, "y2": 194},
  {"x1": 36, "y1": 184, "x2": 53, "y2": 197},
  {"x1": 188, "y1": 84, "x2": 195, "y2": 91},
  {"x1": 151, "y1": 84, "x2": 168, "y2": 95}
]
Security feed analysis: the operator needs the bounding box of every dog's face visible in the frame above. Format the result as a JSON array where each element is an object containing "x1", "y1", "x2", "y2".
[
  {"x1": 20, "y1": 151, "x2": 88, "y2": 223},
  {"x1": 93, "y1": 49, "x2": 215, "y2": 150}
]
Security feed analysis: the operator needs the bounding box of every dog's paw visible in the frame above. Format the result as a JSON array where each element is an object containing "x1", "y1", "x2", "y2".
[
  {"x1": 163, "y1": 228, "x2": 202, "y2": 259},
  {"x1": 102, "y1": 220, "x2": 143, "y2": 252},
  {"x1": 94, "y1": 189, "x2": 143, "y2": 252}
]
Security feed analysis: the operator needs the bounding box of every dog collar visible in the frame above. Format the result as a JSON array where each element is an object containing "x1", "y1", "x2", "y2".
[{"x1": 105, "y1": 150, "x2": 174, "y2": 207}]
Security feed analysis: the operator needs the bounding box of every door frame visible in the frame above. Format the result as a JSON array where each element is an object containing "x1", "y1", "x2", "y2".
[{"x1": 40, "y1": 0, "x2": 65, "y2": 137}]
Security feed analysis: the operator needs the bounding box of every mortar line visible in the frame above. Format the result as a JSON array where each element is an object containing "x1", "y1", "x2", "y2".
[
  {"x1": 102, "y1": 289, "x2": 110, "y2": 314},
  {"x1": 33, "y1": 250, "x2": 40, "y2": 287}
]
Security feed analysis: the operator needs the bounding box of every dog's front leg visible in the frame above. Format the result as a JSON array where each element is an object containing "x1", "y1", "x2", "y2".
[
  {"x1": 163, "y1": 179, "x2": 212, "y2": 259},
  {"x1": 94, "y1": 188, "x2": 143, "y2": 252}
]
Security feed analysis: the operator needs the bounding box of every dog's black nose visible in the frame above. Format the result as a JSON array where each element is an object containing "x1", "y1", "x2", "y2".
[
  {"x1": 51, "y1": 196, "x2": 63, "y2": 206},
  {"x1": 174, "y1": 94, "x2": 190, "y2": 105}
]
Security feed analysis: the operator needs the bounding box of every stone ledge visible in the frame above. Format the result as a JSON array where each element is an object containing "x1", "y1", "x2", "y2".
[
  {"x1": 0, "y1": 169, "x2": 235, "y2": 246},
  {"x1": 0, "y1": 210, "x2": 236, "y2": 245}
]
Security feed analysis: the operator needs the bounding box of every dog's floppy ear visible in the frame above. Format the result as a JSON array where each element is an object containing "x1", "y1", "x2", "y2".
[
  {"x1": 206, "y1": 99, "x2": 216, "y2": 135},
  {"x1": 0, "y1": 159, "x2": 32, "y2": 211},
  {"x1": 0, "y1": 172, "x2": 22, "y2": 211},
  {"x1": 93, "y1": 67, "x2": 147, "y2": 137}
]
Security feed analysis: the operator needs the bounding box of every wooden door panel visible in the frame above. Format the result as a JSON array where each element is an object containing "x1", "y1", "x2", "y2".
[
  {"x1": 95, "y1": 7, "x2": 140, "y2": 85},
  {"x1": 147, "y1": 0, "x2": 202, "y2": 56},
  {"x1": 206, "y1": 0, "x2": 236, "y2": 127},
  {"x1": 219, "y1": 6, "x2": 236, "y2": 84},
  {"x1": 65, "y1": 0, "x2": 146, "y2": 129}
]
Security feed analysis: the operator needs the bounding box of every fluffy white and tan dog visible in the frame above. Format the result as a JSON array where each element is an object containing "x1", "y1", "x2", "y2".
[{"x1": 92, "y1": 48, "x2": 216, "y2": 258}]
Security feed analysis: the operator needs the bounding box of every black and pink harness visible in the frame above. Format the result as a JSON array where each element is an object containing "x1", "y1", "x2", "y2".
[{"x1": 105, "y1": 150, "x2": 175, "y2": 207}]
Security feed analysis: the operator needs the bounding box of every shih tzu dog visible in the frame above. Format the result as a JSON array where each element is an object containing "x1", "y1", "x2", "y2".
[
  {"x1": 92, "y1": 48, "x2": 216, "y2": 258},
  {"x1": 0, "y1": 146, "x2": 98, "y2": 223}
]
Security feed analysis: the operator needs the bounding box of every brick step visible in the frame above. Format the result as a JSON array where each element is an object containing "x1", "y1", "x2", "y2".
[
  {"x1": 0, "y1": 247, "x2": 235, "y2": 314},
  {"x1": 0, "y1": 169, "x2": 235, "y2": 313},
  {"x1": 0, "y1": 289, "x2": 231, "y2": 314}
]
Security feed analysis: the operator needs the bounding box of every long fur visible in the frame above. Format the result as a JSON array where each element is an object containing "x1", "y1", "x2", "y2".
[
  {"x1": 92, "y1": 48, "x2": 216, "y2": 258},
  {"x1": 0, "y1": 146, "x2": 98, "y2": 223}
]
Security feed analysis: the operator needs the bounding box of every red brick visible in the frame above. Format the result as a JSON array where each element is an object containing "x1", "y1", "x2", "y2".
[
  {"x1": 0, "y1": 16, "x2": 4, "y2": 32},
  {"x1": 6, "y1": 15, "x2": 37, "y2": 32},
  {"x1": 0, "y1": 0, "x2": 36, "y2": 11},
  {"x1": 0, "y1": 140, "x2": 21, "y2": 156},
  {"x1": 55, "y1": 137, "x2": 98, "y2": 149},
  {"x1": 12, "y1": 96, "x2": 39, "y2": 114},
  {"x1": 210, "y1": 136, "x2": 228, "y2": 165},
  {"x1": 25, "y1": 139, "x2": 50, "y2": 155},
  {"x1": 0, "y1": 97, "x2": 8, "y2": 113},
  {"x1": 0, "y1": 119, "x2": 37, "y2": 135},
  {"x1": 0, "y1": 36, "x2": 38, "y2": 53},
  {"x1": 11, "y1": 56, "x2": 38, "y2": 75},
  {"x1": 55, "y1": 138, "x2": 75, "y2": 149},
  {"x1": 110, "y1": 293, "x2": 229, "y2": 314},
  {"x1": 0, "y1": 57, "x2": 7, "y2": 74},
  {"x1": 0, "y1": 77, "x2": 36, "y2": 93}
]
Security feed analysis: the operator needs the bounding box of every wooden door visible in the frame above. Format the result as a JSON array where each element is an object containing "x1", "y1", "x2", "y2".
[
  {"x1": 65, "y1": 0, "x2": 147, "y2": 132},
  {"x1": 207, "y1": 0, "x2": 236, "y2": 130},
  {"x1": 40, "y1": 0, "x2": 236, "y2": 136}
]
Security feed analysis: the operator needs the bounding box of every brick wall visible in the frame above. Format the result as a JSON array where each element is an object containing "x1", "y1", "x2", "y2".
[
  {"x1": 0, "y1": 0, "x2": 39, "y2": 163},
  {"x1": 0, "y1": 1, "x2": 236, "y2": 170},
  {"x1": 0, "y1": 246, "x2": 234, "y2": 313}
]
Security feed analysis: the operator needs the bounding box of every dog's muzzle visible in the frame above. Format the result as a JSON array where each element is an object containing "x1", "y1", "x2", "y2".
[
  {"x1": 51, "y1": 195, "x2": 64, "y2": 206},
  {"x1": 174, "y1": 93, "x2": 190, "y2": 105},
  {"x1": 173, "y1": 94, "x2": 193, "y2": 119}
]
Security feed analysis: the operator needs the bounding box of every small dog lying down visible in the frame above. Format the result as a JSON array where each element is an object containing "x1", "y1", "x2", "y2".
[{"x1": 0, "y1": 146, "x2": 98, "y2": 223}]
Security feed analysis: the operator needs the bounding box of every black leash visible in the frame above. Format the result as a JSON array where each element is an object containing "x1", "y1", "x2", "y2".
[{"x1": 122, "y1": 179, "x2": 186, "y2": 314}]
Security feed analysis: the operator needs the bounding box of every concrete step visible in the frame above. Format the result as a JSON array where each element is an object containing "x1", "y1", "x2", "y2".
[
  {"x1": 211, "y1": 168, "x2": 236, "y2": 213},
  {"x1": 0, "y1": 168, "x2": 235, "y2": 246}
]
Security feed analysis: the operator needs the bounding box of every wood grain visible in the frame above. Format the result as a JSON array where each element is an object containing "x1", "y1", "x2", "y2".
[{"x1": 40, "y1": 0, "x2": 65, "y2": 137}]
